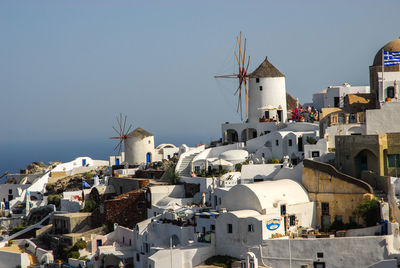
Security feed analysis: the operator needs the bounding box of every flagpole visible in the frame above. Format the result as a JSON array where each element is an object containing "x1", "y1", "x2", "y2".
[
  {"x1": 82, "y1": 179, "x2": 85, "y2": 201},
  {"x1": 382, "y1": 48, "x2": 385, "y2": 105}
]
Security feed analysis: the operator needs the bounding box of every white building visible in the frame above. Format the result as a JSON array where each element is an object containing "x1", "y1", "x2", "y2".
[
  {"x1": 312, "y1": 83, "x2": 370, "y2": 110},
  {"x1": 248, "y1": 57, "x2": 287, "y2": 124},
  {"x1": 124, "y1": 128, "x2": 156, "y2": 165},
  {"x1": 245, "y1": 122, "x2": 320, "y2": 164},
  {"x1": 216, "y1": 179, "x2": 315, "y2": 258},
  {"x1": 222, "y1": 57, "x2": 287, "y2": 143},
  {"x1": 123, "y1": 128, "x2": 179, "y2": 165}
]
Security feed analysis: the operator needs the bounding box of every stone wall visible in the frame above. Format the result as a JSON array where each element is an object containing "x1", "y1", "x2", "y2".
[
  {"x1": 108, "y1": 177, "x2": 148, "y2": 195},
  {"x1": 135, "y1": 169, "x2": 165, "y2": 179},
  {"x1": 105, "y1": 190, "x2": 147, "y2": 229},
  {"x1": 302, "y1": 159, "x2": 373, "y2": 228}
]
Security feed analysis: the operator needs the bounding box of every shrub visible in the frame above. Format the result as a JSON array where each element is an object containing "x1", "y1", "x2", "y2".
[
  {"x1": 306, "y1": 136, "x2": 317, "y2": 145},
  {"x1": 82, "y1": 199, "x2": 96, "y2": 212},
  {"x1": 205, "y1": 255, "x2": 239, "y2": 268},
  {"x1": 267, "y1": 158, "x2": 280, "y2": 164},
  {"x1": 48, "y1": 194, "x2": 61, "y2": 207},
  {"x1": 329, "y1": 220, "x2": 345, "y2": 231},
  {"x1": 218, "y1": 169, "x2": 228, "y2": 176},
  {"x1": 355, "y1": 197, "x2": 381, "y2": 227},
  {"x1": 45, "y1": 183, "x2": 54, "y2": 192},
  {"x1": 83, "y1": 172, "x2": 94, "y2": 180},
  {"x1": 168, "y1": 168, "x2": 179, "y2": 185},
  {"x1": 75, "y1": 239, "x2": 87, "y2": 250},
  {"x1": 69, "y1": 251, "x2": 80, "y2": 259},
  {"x1": 234, "y1": 163, "x2": 242, "y2": 172}
]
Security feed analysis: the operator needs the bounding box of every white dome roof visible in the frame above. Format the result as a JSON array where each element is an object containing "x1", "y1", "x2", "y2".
[
  {"x1": 222, "y1": 179, "x2": 309, "y2": 213},
  {"x1": 219, "y1": 149, "x2": 249, "y2": 162}
]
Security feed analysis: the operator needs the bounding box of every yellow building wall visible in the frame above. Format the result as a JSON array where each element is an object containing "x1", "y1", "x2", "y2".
[{"x1": 303, "y1": 167, "x2": 371, "y2": 226}]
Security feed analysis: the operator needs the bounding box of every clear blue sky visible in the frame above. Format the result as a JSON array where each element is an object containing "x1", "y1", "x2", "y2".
[{"x1": 1, "y1": 0, "x2": 399, "y2": 147}]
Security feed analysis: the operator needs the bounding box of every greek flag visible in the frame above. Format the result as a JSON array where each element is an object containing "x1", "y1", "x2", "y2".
[{"x1": 384, "y1": 51, "x2": 400, "y2": 66}]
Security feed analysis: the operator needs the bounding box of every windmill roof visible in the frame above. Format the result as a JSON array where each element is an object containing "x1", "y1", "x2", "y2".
[
  {"x1": 126, "y1": 128, "x2": 153, "y2": 139},
  {"x1": 249, "y1": 57, "x2": 285, "y2": 78}
]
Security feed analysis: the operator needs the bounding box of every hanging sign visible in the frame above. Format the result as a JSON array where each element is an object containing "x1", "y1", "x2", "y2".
[{"x1": 266, "y1": 218, "x2": 281, "y2": 231}]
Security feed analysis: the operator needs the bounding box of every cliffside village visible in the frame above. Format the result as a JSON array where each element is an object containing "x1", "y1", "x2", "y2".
[{"x1": 2, "y1": 38, "x2": 400, "y2": 268}]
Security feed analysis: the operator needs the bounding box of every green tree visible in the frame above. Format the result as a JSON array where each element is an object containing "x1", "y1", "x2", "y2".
[
  {"x1": 234, "y1": 163, "x2": 242, "y2": 172},
  {"x1": 168, "y1": 167, "x2": 179, "y2": 184},
  {"x1": 355, "y1": 197, "x2": 381, "y2": 227},
  {"x1": 82, "y1": 199, "x2": 96, "y2": 212},
  {"x1": 48, "y1": 194, "x2": 61, "y2": 207},
  {"x1": 83, "y1": 172, "x2": 94, "y2": 180}
]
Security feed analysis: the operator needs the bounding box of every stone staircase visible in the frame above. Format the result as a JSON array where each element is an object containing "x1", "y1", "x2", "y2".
[{"x1": 176, "y1": 152, "x2": 199, "y2": 177}]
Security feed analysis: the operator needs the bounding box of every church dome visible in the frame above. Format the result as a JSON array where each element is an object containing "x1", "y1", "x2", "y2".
[{"x1": 373, "y1": 38, "x2": 400, "y2": 66}]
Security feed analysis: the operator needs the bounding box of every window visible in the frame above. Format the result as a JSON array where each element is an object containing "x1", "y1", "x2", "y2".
[
  {"x1": 211, "y1": 224, "x2": 215, "y2": 231},
  {"x1": 227, "y1": 224, "x2": 232, "y2": 233},
  {"x1": 313, "y1": 261, "x2": 326, "y2": 268},
  {"x1": 288, "y1": 139, "x2": 292, "y2": 146},
  {"x1": 120, "y1": 186, "x2": 123, "y2": 194},
  {"x1": 312, "y1": 151, "x2": 320, "y2": 157},
  {"x1": 154, "y1": 212, "x2": 157, "y2": 217},
  {"x1": 248, "y1": 224, "x2": 254, "y2": 232},
  {"x1": 317, "y1": 252, "x2": 324, "y2": 258},
  {"x1": 280, "y1": 205, "x2": 286, "y2": 215},
  {"x1": 96, "y1": 239, "x2": 102, "y2": 248},
  {"x1": 8, "y1": 189, "x2": 12, "y2": 194},
  {"x1": 298, "y1": 137, "x2": 303, "y2": 152},
  {"x1": 218, "y1": 197, "x2": 222, "y2": 205},
  {"x1": 349, "y1": 216, "x2": 356, "y2": 223},
  {"x1": 289, "y1": 215, "x2": 296, "y2": 226},
  {"x1": 321, "y1": 202, "x2": 329, "y2": 216},
  {"x1": 256, "y1": 78, "x2": 260, "y2": 83},
  {"x1": 123, "y1": 236, "x2": 125, "y2": 244},
  {"x1": 275, "y1": 140, "x2": 279, "y2": 146},
  {"x1": 259, "y1": 86, "x2": 263, "y2": 91},
  {"x1": 387, "y1": 86, "x2": 395, "y2": 99},
  {"x1": 262, "y1": 153, "x2": 265, "y2": 158},
  {"x1": 136, "y1": 253, "x2": 140, "y2": 262},
  {"x1": 264, "y1": 131, "x2": 270, "y2": 135},
  {"x1": 335, "y1": 215, "x2": 342, "y2": 222},
  {"x1": 388, "y1": 154, "x2": 400, "y2": 167},
  {"x1": 129, "y1": 239, "x2": 132, "y2": 246},
  {"x1": 334, "y1": 97, "x2": 340, "y2": 107}
]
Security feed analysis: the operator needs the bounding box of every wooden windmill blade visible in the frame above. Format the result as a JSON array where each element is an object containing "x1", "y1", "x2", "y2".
[
  {"x1": 109, "y1": 113, "x2": 133, "y2": 155},
  {"x1": 214, "y1": 32, "x2": 250, "y2": 121}
]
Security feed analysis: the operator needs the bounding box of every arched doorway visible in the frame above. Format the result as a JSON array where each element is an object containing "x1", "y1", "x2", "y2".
[
  {"x1": 225, "y1": 129, "x2": 239, "y2": 143},
  {"x1": 241, "y1": 128, "x2": 257, "y2": 142},
  {"x1": 171, "y1": 234, "x2": 180, "y2": 247},
  {"x1": 354, "y1": 149, "x2": 378, "y2": 178}
]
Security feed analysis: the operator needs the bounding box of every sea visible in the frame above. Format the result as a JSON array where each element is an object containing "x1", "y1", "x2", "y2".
[{"x1": 0, "y1": 135, "x2": 205, "y2": 175}]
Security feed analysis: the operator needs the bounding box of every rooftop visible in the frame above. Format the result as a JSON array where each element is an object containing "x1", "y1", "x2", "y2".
[{"x1": 249, "y1": 56, "x2": 285, "y2": 78}]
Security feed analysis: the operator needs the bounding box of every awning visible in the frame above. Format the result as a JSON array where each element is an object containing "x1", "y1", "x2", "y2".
[
  {"x1": 258, "y1": 104, "x2": 277, "y2": 111},
  {"x1": 210, "y1": 159, "x2": 233, "y2": 167},
  {"x1": 195, "y1": 211, "x2": 219, "y2": 217}
]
